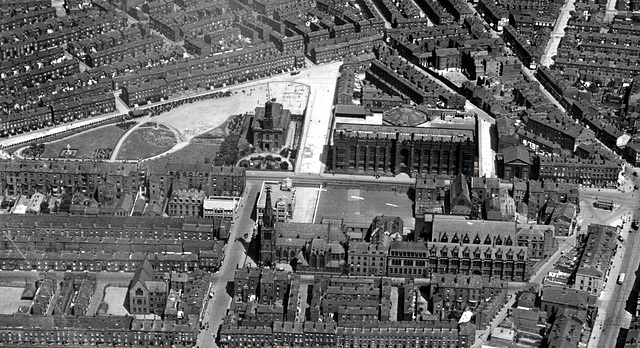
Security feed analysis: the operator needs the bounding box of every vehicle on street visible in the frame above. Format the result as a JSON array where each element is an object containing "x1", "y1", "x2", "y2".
[
  {"x1": 618, "y1": 273, "x2": 626, "y2": 284},
  {"x1": 593, "y1": 199, "x2": 614, "y2": 210}
]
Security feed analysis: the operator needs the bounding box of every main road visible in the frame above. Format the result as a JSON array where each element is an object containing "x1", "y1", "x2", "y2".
[
  {"x1": 589, "y1": 207, "x2": 638, "y2": 348},
  {"x1": 197, "y1": 182, "x2": 260, "y2": 348},
  {"x1": 586, "y1": 171, "x2": 640, "y2": 348}
]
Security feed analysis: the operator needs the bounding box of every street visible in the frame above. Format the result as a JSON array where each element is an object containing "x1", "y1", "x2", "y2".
[
  {"x1": 589, "y1": 207, "x2": 637, "y2": 348},
  {"x1": 584, "y1": 170, "x2": 640, "y2": 348},
  {"x1": 520, "y1": 66, "x2": 566, "y2": 113},
  {"x1": 196, "y1": 182, "x2": 260, "y2": 348},
  {"x1": 293, "y1": 62, "x2": 342, "y2": 174},
  {"x1": 474, "y1": 171, "x2": 640, "y2": 347},
  {"x1": 540, "y1": 0, "x2": 576, "y2": 67}
]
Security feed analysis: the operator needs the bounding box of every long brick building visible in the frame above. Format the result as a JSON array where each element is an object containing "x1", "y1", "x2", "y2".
[{"x1": 331, "y1": 123, "x2": 477, "y2": 177}]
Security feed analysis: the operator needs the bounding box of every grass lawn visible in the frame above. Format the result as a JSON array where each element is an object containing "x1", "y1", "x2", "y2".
[
  {"x1": 0, "y1": 287, "x2": 32, "y2": 315},
  {"x1": 116, "y1": 127, "x2": 177, "y2": 160},
  {"x1": 144, "y1": 117, "x2": 229, "y2": 170},
  {"x1": 147, "y1": 142, "x2": 222, "y2": 170},
  {"x1": 102, "y1": 286, "x2": 129, "y2": 316},
  {"x1": 314, "y1": 187, "x2": 415, "y2": 229},
  {"x1": 40, "y1": 124, "x2": 129, "y2": 159}
]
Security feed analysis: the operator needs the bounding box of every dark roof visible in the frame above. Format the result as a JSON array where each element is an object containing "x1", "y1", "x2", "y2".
[
  {"x1": 383, "y1": 106, "x2": 428, "y2": 127},
  {"x1": 503, "y1": 145, "x2": 531, "y2": 165}
]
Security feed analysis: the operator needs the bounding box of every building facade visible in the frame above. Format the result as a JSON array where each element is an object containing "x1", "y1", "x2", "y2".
[{"x1": 331, "y1": 123, "x2": 476, "y2": 177}]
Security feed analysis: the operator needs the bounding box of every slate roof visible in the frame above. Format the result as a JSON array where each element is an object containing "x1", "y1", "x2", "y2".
[{"x1": 503, "y1": 145, "x2": 531, "y2": 165}]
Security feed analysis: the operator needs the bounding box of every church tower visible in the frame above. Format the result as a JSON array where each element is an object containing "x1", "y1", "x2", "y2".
[
  {"x1": 263, "y1": 101, "x2": 274, "y2": 130},
  {"x1": 259, "y1": 186, "x2": 275, "y2": 265}
]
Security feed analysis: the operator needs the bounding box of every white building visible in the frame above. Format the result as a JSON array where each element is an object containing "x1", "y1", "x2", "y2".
[
  {"x1": 203, "y1": 196, "x2": 239, "y2": 221},
  {"x1": 256, "y1": 179, "x2": 295, "y2": 225}
]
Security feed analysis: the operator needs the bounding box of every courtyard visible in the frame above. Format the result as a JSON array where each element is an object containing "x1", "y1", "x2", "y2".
[
  {"x1": 101, "y1": 286, "x2": 129, "y2": 316},
  {"x1": 0, "y1": 287, "x2": 33, "y2": 315}
]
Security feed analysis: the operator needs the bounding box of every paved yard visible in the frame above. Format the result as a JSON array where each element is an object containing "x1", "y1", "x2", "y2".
[
  {"x1": 291, "y1": 186, "x2": 321, "y2": 223},
  {"x1": 314, "y1": 187, "x2": 415, "y2": 230},
  {"x1": 102, "y1": 286, "x2": 129, "y2": 316},
  {"x1": 151, "y1": 82, "x2": 310, "y2": 141},
  {"x1": 0, "y1": 287, "x2": 32, "y2": 314}
]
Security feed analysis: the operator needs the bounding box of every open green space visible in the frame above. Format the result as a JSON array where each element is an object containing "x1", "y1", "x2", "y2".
[
  {"x1": 147, "y1": 142, "x2": 222, "y2": 169},
  {"x1": 116, "y1": 126, "x2": 177, "y2": 160},
  {"x1": 38, "y1": 124, "x2": 131, "y2": 159}
]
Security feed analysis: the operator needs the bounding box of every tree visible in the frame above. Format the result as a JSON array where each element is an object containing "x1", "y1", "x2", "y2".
[
  {"x1": 280, "y1": 161, "x2": 289, "y2": 170},
  {"x1": 58, "y1": 193, "x2": 71, "y2": 213},
  {"x1": 40, "y1": 201, "x2": 50, "y2": 214}
]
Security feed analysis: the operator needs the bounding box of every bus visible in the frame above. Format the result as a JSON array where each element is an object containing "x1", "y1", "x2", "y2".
[
  {"x1": 618, "y1": 273, "x2": 626, "y2": 285},
  {"x1": 593, "y1": 199, "x2": 614, "y2": 211}
]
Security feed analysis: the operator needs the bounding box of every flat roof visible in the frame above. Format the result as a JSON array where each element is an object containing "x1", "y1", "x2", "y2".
[
  {"x1": 203, "y1": 196, "x2": 238, "y2": 211},
  {"x1": 257, "y1": 181, "x2": 295, "y2": 210}
]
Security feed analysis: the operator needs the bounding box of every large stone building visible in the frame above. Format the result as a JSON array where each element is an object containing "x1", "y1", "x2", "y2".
[
  {"x1": 331, "y1": 123, "x2": 477, "y2": 177},
  {"x1": 128, "y1": 257, "x2": 167, "y2": 315},
  {"x1": 167, "y1": 188, "x2": 205, "y2": 218},
  {"x1": 428, "y1": 217, "x2": 530, "y2": 280},
  {"x1": 573, "y1": 224, "x2": 617, "y2": 296},
  {"x1": 251, "y1": 101, "x2": 291, "y2": 152},
  {"x1": 258, "y1": 189, "x2": 347, "y2": 271}
]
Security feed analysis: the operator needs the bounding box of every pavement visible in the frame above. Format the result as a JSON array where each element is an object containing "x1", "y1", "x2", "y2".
[
  {"x1": 290, "y1": 186, "x2": 322, "y2": 223},
  {"x1": 540, "y1": 0, "x2": 576, "y2": 67},
  {"x1": 196, "y1": 182, "x2": 260, "y2": 348},
  {"x1": 293, "y1": 62, "x2": 342, "y2": 174},
  {"x1": 604, "y1": 0, "x2": 619, "y2": 22}
]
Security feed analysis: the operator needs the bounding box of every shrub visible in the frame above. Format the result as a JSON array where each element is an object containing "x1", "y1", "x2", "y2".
[{"x1": 280, "y1": 161, "x2": 289, "y2": 170}]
